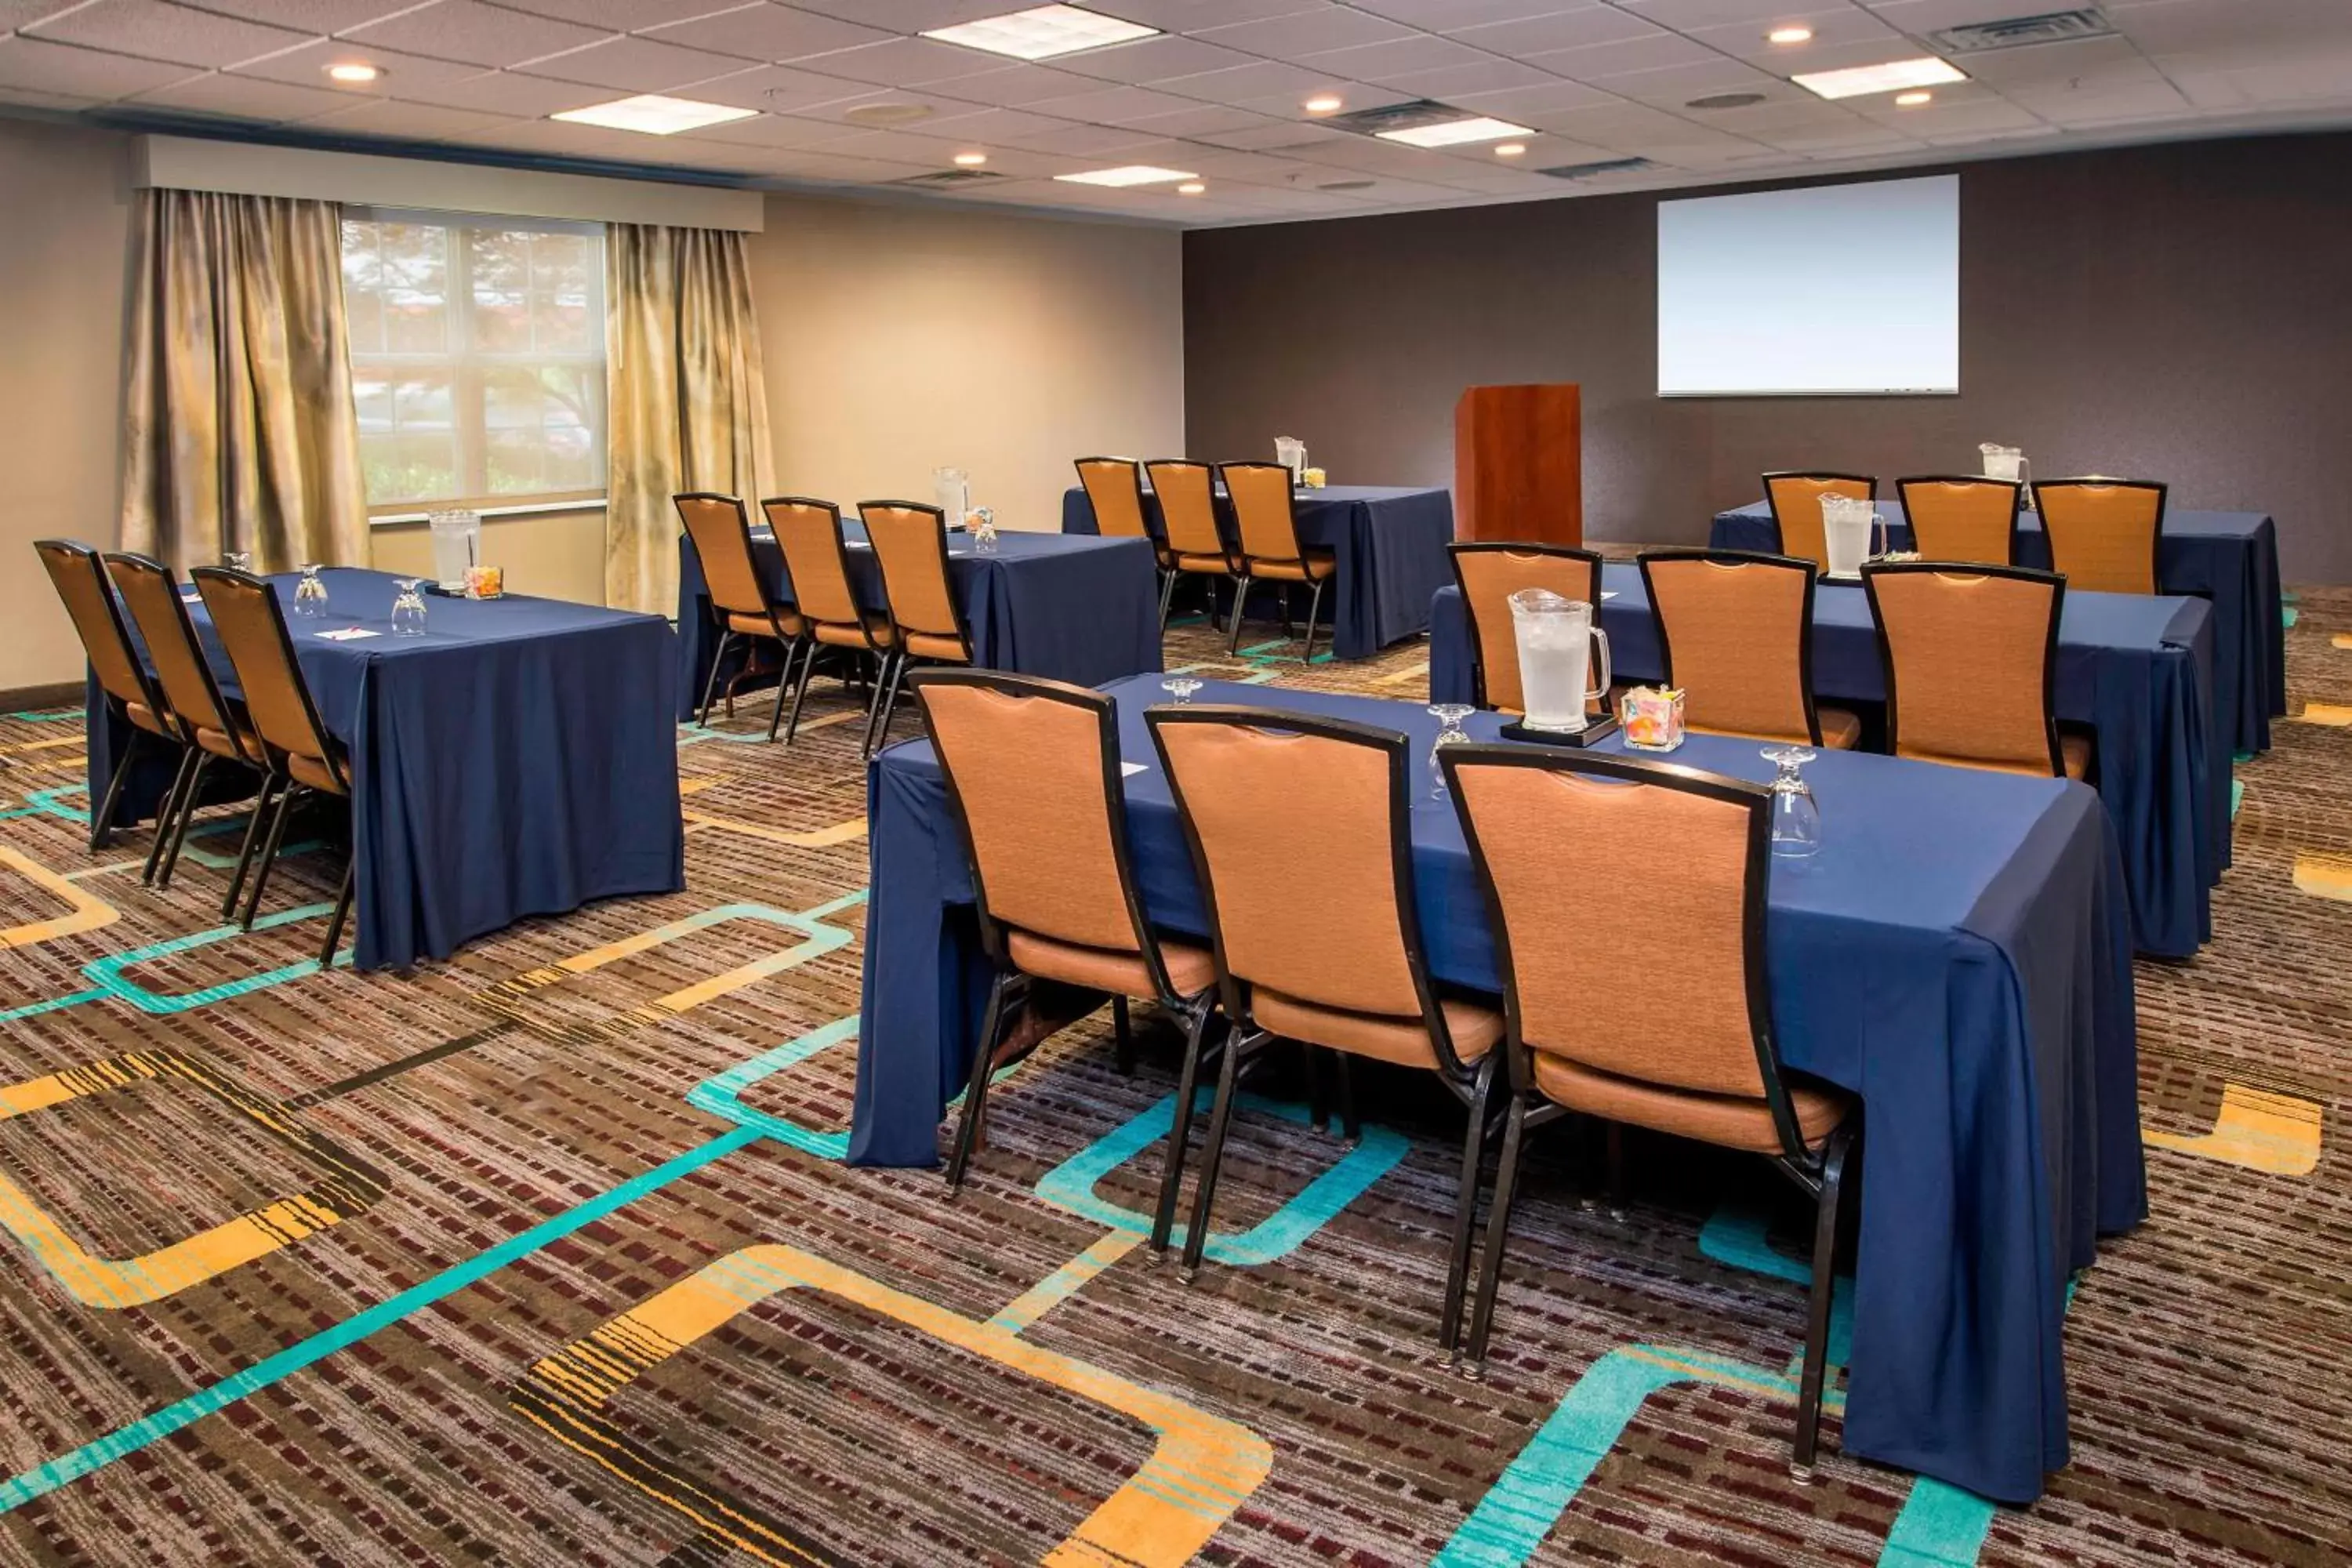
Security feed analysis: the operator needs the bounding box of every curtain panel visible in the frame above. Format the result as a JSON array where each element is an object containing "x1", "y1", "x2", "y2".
[
  {"x1": 120, "y1": 189, "x2": 369, "y2": 574},
  {"x1": 604, "y1": 223, "x2": 774, "y2": 616}
]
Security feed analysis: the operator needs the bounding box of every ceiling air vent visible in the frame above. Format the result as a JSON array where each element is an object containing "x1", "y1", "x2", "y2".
[
  {"x1": 892, "y1": 169, "x2": 1007, "y2": 187},
  {"x1": 1537, "y1": 157, "x2": 1657, "y2": 180},
  {"x1": 1318, "y1": 179, "x2": 1375, "y2": 191},
  {"x1": 1929, "y1": 9, "x2": 2115, "y2": 53},
  {"x1": 1687, "y1": 91, "x2": 1767, "y2": 110},
  {"x1": 1318, "y1": 98, "x2": 1468, "y2": 137}
]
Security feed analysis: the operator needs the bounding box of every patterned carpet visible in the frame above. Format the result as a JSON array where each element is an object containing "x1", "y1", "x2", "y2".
[{"x1": 0, "y1": 585, "x2": 2347, "y2": 1566}]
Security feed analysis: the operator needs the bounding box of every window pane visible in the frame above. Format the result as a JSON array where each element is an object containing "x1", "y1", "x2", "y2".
[
  {"x1": 361, "y1": 434, "x2": 460, "y2": 505},
  {"x1": 379, "y1": 223, "x2": 450, "y2": 355},
  {"x1": 468, "y1": 227, "x2": 533, "y2": 354},
  {"x1": 340, "y1": 221, "x2": 383, "y2": 354},
  {"x1": 531, "y1": 232, "x2": 599, "y2": 355},
  {"x1": 481, "y1": 365, "x2": 601, "y2": 495}
]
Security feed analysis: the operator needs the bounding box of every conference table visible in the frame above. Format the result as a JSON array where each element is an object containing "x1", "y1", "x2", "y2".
[
  {"x1": 85, "y1": 568, "x2": 684, "y2": 972},
  {"x1": 1711, "y1": 499, "x2": 2285, "y2": 756},
  {"x1": 1428, "y1": 565, "x2": 2223, "y2": 958},
  {"x1": 1060, "y1": 481, "x2": 1454, "y2": 660},
  {"x1": 675, "y1": 525, "x2": 1161, "y2": 722},
  {"x1": 857, "y1": 676, "x2": 2143, "y2": 1506}
]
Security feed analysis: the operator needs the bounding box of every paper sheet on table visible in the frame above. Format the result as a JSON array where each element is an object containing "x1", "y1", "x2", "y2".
[{"x1": 315, "y1": 627, "x2": 381, "y2": 641}]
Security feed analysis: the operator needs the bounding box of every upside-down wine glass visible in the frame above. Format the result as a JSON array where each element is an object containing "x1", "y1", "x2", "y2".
[
  {"x1": 1761, "y1": 745, "x2": 1821, "y2": 857},
  {"x1": 390, "y1": 578, "x2": 428, "y2": 636},
  {"x1": 1428, "y1": 703, "x2": 1475, "y2": 800}
]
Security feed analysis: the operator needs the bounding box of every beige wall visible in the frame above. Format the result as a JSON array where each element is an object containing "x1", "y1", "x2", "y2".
[
  {"x1": 0, "y1": 118, "x2": 136, "y2": 694},
  {"x1": 368, "y1": 506, "x2": 608, "y2": 606},
  {"x1": 748, "y1": 192, "x2": 1184, "y2": 532}
]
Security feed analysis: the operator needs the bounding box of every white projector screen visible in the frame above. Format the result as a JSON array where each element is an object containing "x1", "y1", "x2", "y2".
[{"x1": 1657, "y1": 175, "x2": 1959, "y2": 397}]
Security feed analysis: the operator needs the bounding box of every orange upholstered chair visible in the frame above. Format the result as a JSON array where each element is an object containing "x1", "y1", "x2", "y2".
[
  {"x1": 1762, "y1": 471, "x2": 1875, "y2": 571},
  {"x1": 36, "y1": 538, "x2": 182, "y2": 855},
  {"x1": 191, "y1": 568, "x2": 356, "y2": 967},
  {"x1": 1440, "y1": 742, "x2": 1857, "y2": 1466},
  {"x1": 1638, "y1": 550, "x2": 1861, "y2": 749},
  {"x1": 1144, "y1": 459, "x2": 1238, "y2": 631},
  {"x1": 2031, "y1": 478, "x2": 2167, "y2": 594},
  {"x1": 1447, "y1": 542, "x2": 1608, "y2": 717},
  {"x1": 860, "y1": 501, "x2": 974, "y2": 757},
  {"x1": 1862, "y1": 561, "x2": 2089, "y2": 779},
  {"x1": 676, "y1": 492, "x2": 810, "y2": 742},
  {"x1": 763, "y1": 496, "x2": 893, "y2": 750},
  {"x1": 1897, "y1": 476, "x2": 2022, "y2": 566},
  {"x1": 1148, "y1": 706, "x2": 1502, "y2": 1347},
  {"x1": 103, "y1": 552, "x2": 270, "y2": 897},
  {"x1": 911, "y1": 670, "x2": 1220, "y2": 1221},
  {"x1": 1218, "y1": 462, "x2": 1336, "y2": 662}
]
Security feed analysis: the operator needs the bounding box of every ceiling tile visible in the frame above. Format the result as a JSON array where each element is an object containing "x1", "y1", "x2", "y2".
[
  {"x1": 1361, "y1": 56, "x2": 1562, "y2": 98},
  {"x1": 673, "y1": 107, "x2": 869, "y2": 146},
  {"x1": 492, "y1": 0, "x2": 749, "y2": 29},
  {"x1": 1087, "y1": 0, "x2": 1332, "y2": 27},
  {"x1": 1196, "y1": 5, "x2": 1420, "y2": 56},
  {"x1": 1446, "y1": 76, "x2": 1619, "y2": 116},
  {"x1": 1524, "y1": 31, "x2": 1721, "y2": 80},
  {"x1": 513, "y1": 34, "x2": 752, "y2": 90},
  {"x1": 673, "y1": 62, "x2": 882, "y2": 113},
  {"x1": 643, "y1": 3, "x2": 892, "y2": 64},
  {"x1": 172, "y1": 0, "x2": 419, "y2": 31},
  {"x1": 1114, "y1": 100, "x2": 1272, "y2": 136},
  {"x1": 2014, "y1": 78, "x2": 2192, "y2": 125},
  {"x1": 1189, "y1": 115, "x2": 1348, "y2": 147},
  {"x1": 298, "y1": 97, "x2": 518, "y2": 139},
  {"x1": 1447, "y1": 7, "x2": 1667, "y2": 55},
  {"x1": 1946, "y1": 34, "x2": 2146, "y2": 87},
  {"x1": 994, "y1": 120, "x2": 1166, "y2": 154},
  {"x1": 1606, "y1": 57, "x2": 1791, "y2": 105},
  {"x1": 1621, "y1": 0, "x2": 1853, "y2": 27},
  {"x1": 1351, "y1": 0, "x2": 1595, "y2": 26},
  {"x1": 0, "y1": 83, "x2": 106, "y2": 108},
  {"x1": 1152, "y1": 58, "x2": 1343, "y2": 105},
  {"x1": 129, "y1": 69, "x2": 355, "y2": 118},
  {"x1": 782, "y1": 83, "x2": 985, "y2": 125},
  {"x1": 399, "y1": 68, "x2": 630, "y2": 114},
  {"x1": 770, "y1": 0, "x2": 1023, "y2": 29},
  {"x1": 927, "y1": 63, "x2": 1111, "y2": 105},
  {"x1": 345, "y1": 2, "x2": 612, "y2": 69},
  {"x1": 0, "y1": 34, "x2": 195, "y2": 95},
  {"x1": 230, "y1": 39, "x2": 488, "y2": 93},
  {"x1": 1028, "y1": 82, "x2": 1203, "y2": 123},
  {"x1": 917, "y1": 103, "x2": 1080, "y2": 138},
  {"x1": 1050, "y1": 33, "x2": 1257, "y2": 84},
  {"x1": 792, "y1": 35, "x2": 1010, "y2": 86},
  {"x1": 1293, "y1": 35, "x2": 1491, "y2": 88},
  {"x1": 24, "y1": 0, "x2": 314, "y2": 68}
]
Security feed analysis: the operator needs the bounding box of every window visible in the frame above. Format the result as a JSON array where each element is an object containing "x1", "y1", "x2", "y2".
[{"x1": 340, "y1": 211, "x2": 606, "y2": 511}]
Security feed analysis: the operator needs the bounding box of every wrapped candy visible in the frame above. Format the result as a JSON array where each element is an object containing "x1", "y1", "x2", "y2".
[
  {"x1": 1301, "y1": 466, "x2": 1327, "y2": 488},
  {"x1": 464, "y1": 564, "x2": 503, "y2": 599},
  {"x1": 1619, "y1": 685, "x2": 1685, "y2": 752}
]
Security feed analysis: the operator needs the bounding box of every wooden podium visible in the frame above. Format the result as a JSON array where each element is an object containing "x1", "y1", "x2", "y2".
[{"x1": 1453, "y1": 383, "x2": 1582, "y2": 545}]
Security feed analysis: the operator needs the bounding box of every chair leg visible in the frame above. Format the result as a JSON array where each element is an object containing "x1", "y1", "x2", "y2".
[
  {"x1": 1334, "y1": 1050, "x2": 1359, "y2": 1144},
  {"x1": 785, "y1": 641, "x2": 820, "y2": 744},
  {"x1": 1111, "y1": 994, "x2": 1134, "y2": 1076},
  {"x1": 1604, "y1": 1122, "x2": 1628, "y2": 1221},
  {"x1": 1226, "y1": 572, "x2": 1253, "y2": 653},
  {"x1": 1149, "y1": 1004, "x2": 1216, "y2": 1256},
  {"x1": 154, "y1": 753, "x2": 213, "y2": 890},
  {"x1": 872, "y1": 652, "x2": 910, "y2": 754},
  {"x1": 1156, "y1": 569, "x2": 1178, "y2": 632},
  {"x1": 141, "y1": 747, "x2": 197, "y2": 884},
  {"x1": 1440, "y1": 1058, "x2": 1497, "y2": 1356},
  {"x1": 697, "y1": 630, "x2": 732, "y2": 726},
  {"x1": 1180, "y1": 1025, "x2": 1251, "y2": 1280},
  {"x1": 861, "y1": 652, "x2": 899, "y2": 757},
  {"x1": 945, "y1": 974, "x2": 1011, "y2": 1194},
  {"x1": 1302, "y1": 577, "x2": 1327, "y2": 666},
  {"x1": 318, "y1": 853, "x2": 356, "y2": 968},
  {"x1": 92, "y1": 728, "x2": 143, "y2": 853},
  {"x1": 1305, "y1": 1044, "x2": 1328, "y2": 1133},
  {"x1": 1463, "y1": 1095, "x2": 1530, "y2": 1372},
  {"x1": 766, "y1": 637, "x2": 806, "y2": 743},
  {"x1": 239, "y1": 784, "x2": 301, "y2": 930},
  {"x1": 1280, "y1": 582, "x2": 1294, "y2": 637},
  {"x1": 1794, "y1": 1123, "x2": 1857, "y2": 1472},
  {"x1": 220, "y1": 776, "x2": 280, "y2": 920}
]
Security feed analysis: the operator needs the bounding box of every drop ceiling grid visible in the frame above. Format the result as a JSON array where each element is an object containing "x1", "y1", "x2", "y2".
[{"x1": 0, "y1": 0, "x2": 2338, "y2": 222}]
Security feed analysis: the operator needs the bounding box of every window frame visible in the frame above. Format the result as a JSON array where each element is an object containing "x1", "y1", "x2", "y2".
[{"x1": 342, "y1": 206, "x2": 609, "y2": 517}]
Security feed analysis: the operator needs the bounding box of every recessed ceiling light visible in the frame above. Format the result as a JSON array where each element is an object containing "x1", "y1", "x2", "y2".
[
  {"x1": 1177, "y1": 181, "x2": 1206, "y2": 194},
  {"x1": 1791, "y1": 56, "x2": 1966, "y2": 100},
  {"x1": 1304, "y1": 93, "x2": 1344, "y2": 114},
  {"x1": 953, "y1": 151, "x2": 988, "y2": 166},
  {"x1": 1054, "y1": 165, "x2": 1198, "y2": 187},
  {"x1": 1376, "y1": 115, "x2": 1534, "y2": 148},
  {"x1": 1894, "y1": 90, "x2": 1933, "y2": 107},
  {"x1": 1493, "y1": 142, "x2": 1526, "y2": 157},
  {"x1": 552, "y1": 94, "x2": 759, "y2": 135},
  {"x1": 923, "y1": 5, "x2": 1158, "y2": 61},
  {"x1": 1766, "y1": 25, "x2": 1813, "y2": 45},
  {"x1": 325, "y1": 62, "x2": 381, "y2": 83}
]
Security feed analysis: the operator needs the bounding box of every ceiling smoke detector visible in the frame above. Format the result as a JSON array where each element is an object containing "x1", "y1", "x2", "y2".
[{"x1": 1929, "y1": 9, "x2": 2115, "y2": 53}]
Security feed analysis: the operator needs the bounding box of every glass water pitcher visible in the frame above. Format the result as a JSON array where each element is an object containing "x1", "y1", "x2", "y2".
[
  {"x1": 1274, "y1": 437, "x2": 1306, "y2": 480},
  {"x1": 429, "y1": 509, "x2": 481, "y2": 591},
  {"x1": 1819, "y1": 494, "x2": 1883, "y2": 577},
  {"x1": 933, "y1": 466, "x2": 970, "y2": 525},
  {"x1": 1980, "y1": 442, "x2": 2033, "y2": 509},
  {"x1": 1508, "y1": 588, "x2": 1611, "y2": 732}
]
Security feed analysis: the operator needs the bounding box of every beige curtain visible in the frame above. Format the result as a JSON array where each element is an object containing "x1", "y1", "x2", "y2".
[
  {"x1": 604, "y1": 223, "x2": 773, "y2": 615},
  {"x1": 120, "y1": 189, "x2": 369, "y2": 574}
]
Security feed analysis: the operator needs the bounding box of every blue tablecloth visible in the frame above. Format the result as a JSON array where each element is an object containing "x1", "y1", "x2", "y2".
[
  {"x1": 86, "y1": 569, "x2": 683, "y2": 971},
  {"x1": 1712, "y1": 499, "x2": 2284, "y2": 756},
  {"x1": 675, "y1": 525, "x2": 1161, "y2": 720},
  {"x1": 1061, "y1": 482, "x2": 1454, "y2": 660},
  {"x1": 855, "y1": 675, "x2": 2143, "y2": 1505},
  {"x1": 1430, "y1": 565, "x2": 2220, "y2": 957}
]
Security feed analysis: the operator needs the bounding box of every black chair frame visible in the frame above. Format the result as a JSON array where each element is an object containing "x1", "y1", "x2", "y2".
[
  {"x1": 38, "y1": 539, "x2": 181, "y2": 856},
  {"x1": 2029, "y1": 477, "x2": 2169, "y2": 596},
  {"x1": 859, "y1": 500, "x2": 977, "y2": 757},
  {"x1": 1861, "y1": 559, "x2": 2070, "y2": 778},
  {"x1": 1215, "y1": 463, "x2": 1330, "y2": 666},
  {"x1": 677, "y1": 492, "x2": 815, "y2": 745}
]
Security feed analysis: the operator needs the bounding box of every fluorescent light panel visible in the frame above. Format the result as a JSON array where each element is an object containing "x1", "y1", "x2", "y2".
[
  {"x1": 1377, "y1": 115, "x2": 1533, "y2": 147},
  {"x1": 1791, "y1": 56, "x2": 1966, "y2": 100},
  {"x1": 1054, "y1": 165, "x2": 1196, "y2": 187},
  {"x1": 552, "y1": 93, "x2": 757, "y2": 134},
  {"x1": 923, "y1": 5, "x2": 1158, "y2": 61}
]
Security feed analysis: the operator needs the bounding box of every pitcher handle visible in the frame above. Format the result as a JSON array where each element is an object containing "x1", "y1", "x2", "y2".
[{"x1": 1586, "y1": 626, "x2": 1613, "y2": 709}]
